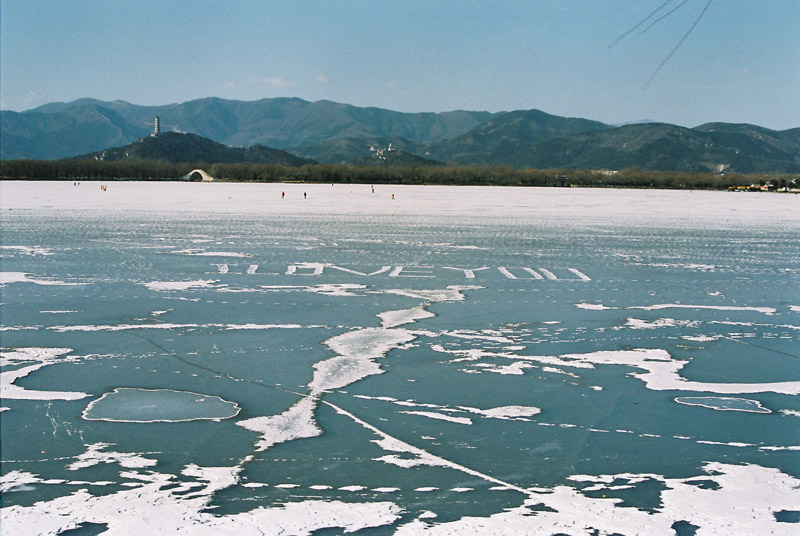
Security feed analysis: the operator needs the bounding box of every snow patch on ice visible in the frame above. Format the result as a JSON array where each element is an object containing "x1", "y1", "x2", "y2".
[
  {"x1": 625, "y1": 318, "x2": 701, "y2": 330},
  {"x1": 576, "y1": 303, "x2": 615, "y2": 310},
  {"x1": 68, "y1": 443, "x2": 158, "y2": 471},
  {"x1": 237, "y1": 396, "x2": 322, "y2": 452},
  {"x1": 0, "y1": 245, "x2": 54, "y2": 256},
  {"x1": 434, "y1": 346, "x2": 800, "y2": 395},
  {"x1": 170, "y1": 249, "x2": 251, "y2": 257},
  {"x1": 0, "y1": 272, "x2": 81, "y2": 286},
  {"x1": 143, "y1": 280, "x2": 218, "y2": 291},
  {"x1": 682, "y1": 334, "x2": 722, "y2": 342},
  {"x1": 399, "y1": 411, "x2": 472, "y2": 425},
  {"x1": 468, "y1": 406, "x2": 541, "y2": 420},
  {"x1": 629, "y1": 303, "x2": 776, "y2": 315},
  {"x1": 379, "y1": 305, "x2": 435, "y2": 328},
  {"x1": 311, "y1": 328, "x2": 416, "y2": 392},
  {"x1": 384, "y1": 285, "x2": 482, "y2": 303},
  {"x1": 305, "y1": 284, "x2": 367, "y2": 296}
]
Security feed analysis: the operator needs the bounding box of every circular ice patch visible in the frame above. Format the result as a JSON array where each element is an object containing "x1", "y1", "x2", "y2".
[{"x1": 83, "y1": 388, "x2": 240, "y2": 422}]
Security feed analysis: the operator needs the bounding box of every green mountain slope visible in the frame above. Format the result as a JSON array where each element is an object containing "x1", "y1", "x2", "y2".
[
  {"x1": 424, "y1": 109, "x2": 611, "y2": 164},
  {"x1": 290, "y1": 137, "x2": 423, "y2": 164},
  {"x1": 1, "y1": 104, "x2": 149, "y2": 159},
  {"x1": 499, "y1": 123, "x2": 800, "y2": 173}
]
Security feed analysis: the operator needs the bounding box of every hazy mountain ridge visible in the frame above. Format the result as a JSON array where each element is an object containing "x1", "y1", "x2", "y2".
[
  {"x1": 423, "y1": 109, "x2": 612, "y2": 164},
  {"x1": 2, "y1": 97, "x2": 798, "y2": 173},
  {"x1": 500, "y1": 123, "x2": 800, "y2": 173},
  {"x1": 4, "y1": 97, "x2": 495, "y2": 158}
]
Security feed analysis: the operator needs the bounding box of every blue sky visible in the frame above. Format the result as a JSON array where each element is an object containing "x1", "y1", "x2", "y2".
[{"x1": 2, "y1": 0, "x2": 798, "y2": 129}]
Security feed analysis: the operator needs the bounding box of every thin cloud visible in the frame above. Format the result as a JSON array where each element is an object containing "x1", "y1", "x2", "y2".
[
  {"x1": 250, "y1": 77, "x2": 297, "y2": 89},
  {"x1": 386, "y1": 81, "x2": 409, "y2": 96}
]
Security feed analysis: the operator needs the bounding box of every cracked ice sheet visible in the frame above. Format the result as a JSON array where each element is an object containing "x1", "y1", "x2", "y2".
[
  {"x1": 394, "y1": 463, "x2": 800, "y2": 536},
  {"x1": 353, "y1": 395, "x2": 541, "y2": 422},
  {"x1": 240, "y1": 324, "x2": 418, "y2": 450}
]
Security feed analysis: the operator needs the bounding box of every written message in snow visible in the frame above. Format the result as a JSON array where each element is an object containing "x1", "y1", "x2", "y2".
[{"x1": 210, "y1": 262, "x2": 593, "y2": 280}]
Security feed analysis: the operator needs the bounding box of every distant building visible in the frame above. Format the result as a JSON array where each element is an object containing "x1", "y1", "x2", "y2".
[{"x1": 152, "y1": 116, "x2": 160, "y2": 137}]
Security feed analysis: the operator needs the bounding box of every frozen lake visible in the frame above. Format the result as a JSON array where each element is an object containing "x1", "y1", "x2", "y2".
[{"x1": 2, "y1": 181, "x2": 799, "y2": 535}]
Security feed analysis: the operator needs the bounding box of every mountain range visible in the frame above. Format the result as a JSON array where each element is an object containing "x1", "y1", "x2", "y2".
[{"x1": 2, "y1": 97, "x2": 798, "y2": 173}]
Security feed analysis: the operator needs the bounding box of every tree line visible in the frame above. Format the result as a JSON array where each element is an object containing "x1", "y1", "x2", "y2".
[{"x1": 1, "y1": 158, "x2": 795, "y2": 190}]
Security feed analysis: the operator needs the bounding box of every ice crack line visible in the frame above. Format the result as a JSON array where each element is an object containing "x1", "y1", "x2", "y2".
[{"x1": 320, "y1": 398, "x2": 536, "y2": 498}]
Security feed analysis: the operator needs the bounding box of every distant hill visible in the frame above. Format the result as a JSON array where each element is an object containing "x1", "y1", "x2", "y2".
[
  {"x1": 290, "y1": 136, "x2": 423, "y2": 164},
  {"x1": 496, "y1": 123, "x2": 800, "y2": 173},
  {"x1": 1, "y1": 104, "x2": 149, "y2": 159},
  {"x1": 423, "y1": 109, "x2": 611, "y2": 164},
  {"x1": 75, "y1": 132, "x2": 314, "y2": 166},
  {"x1": 351, "y1": 148, "x2": 445, "y2": 167}
]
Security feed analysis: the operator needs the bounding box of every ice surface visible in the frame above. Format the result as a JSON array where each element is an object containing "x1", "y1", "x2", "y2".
[
  {"x1": 2, "y1": 182, "x2": 798, "y2": 533},
  {"x1": 4, "y1": 182, "x2": 798, "y2": 226}
]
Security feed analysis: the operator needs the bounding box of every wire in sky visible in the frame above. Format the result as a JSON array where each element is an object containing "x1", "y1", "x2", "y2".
[
  {"x1": 637, "y1": 0, "x2": 692, "y2": 36},
  {"x1": 607, "y1": 0, "x2": 674, "y2": 51},
  {"x1": 644, "y1": 0, "x2": 713, "y2": 87}
]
